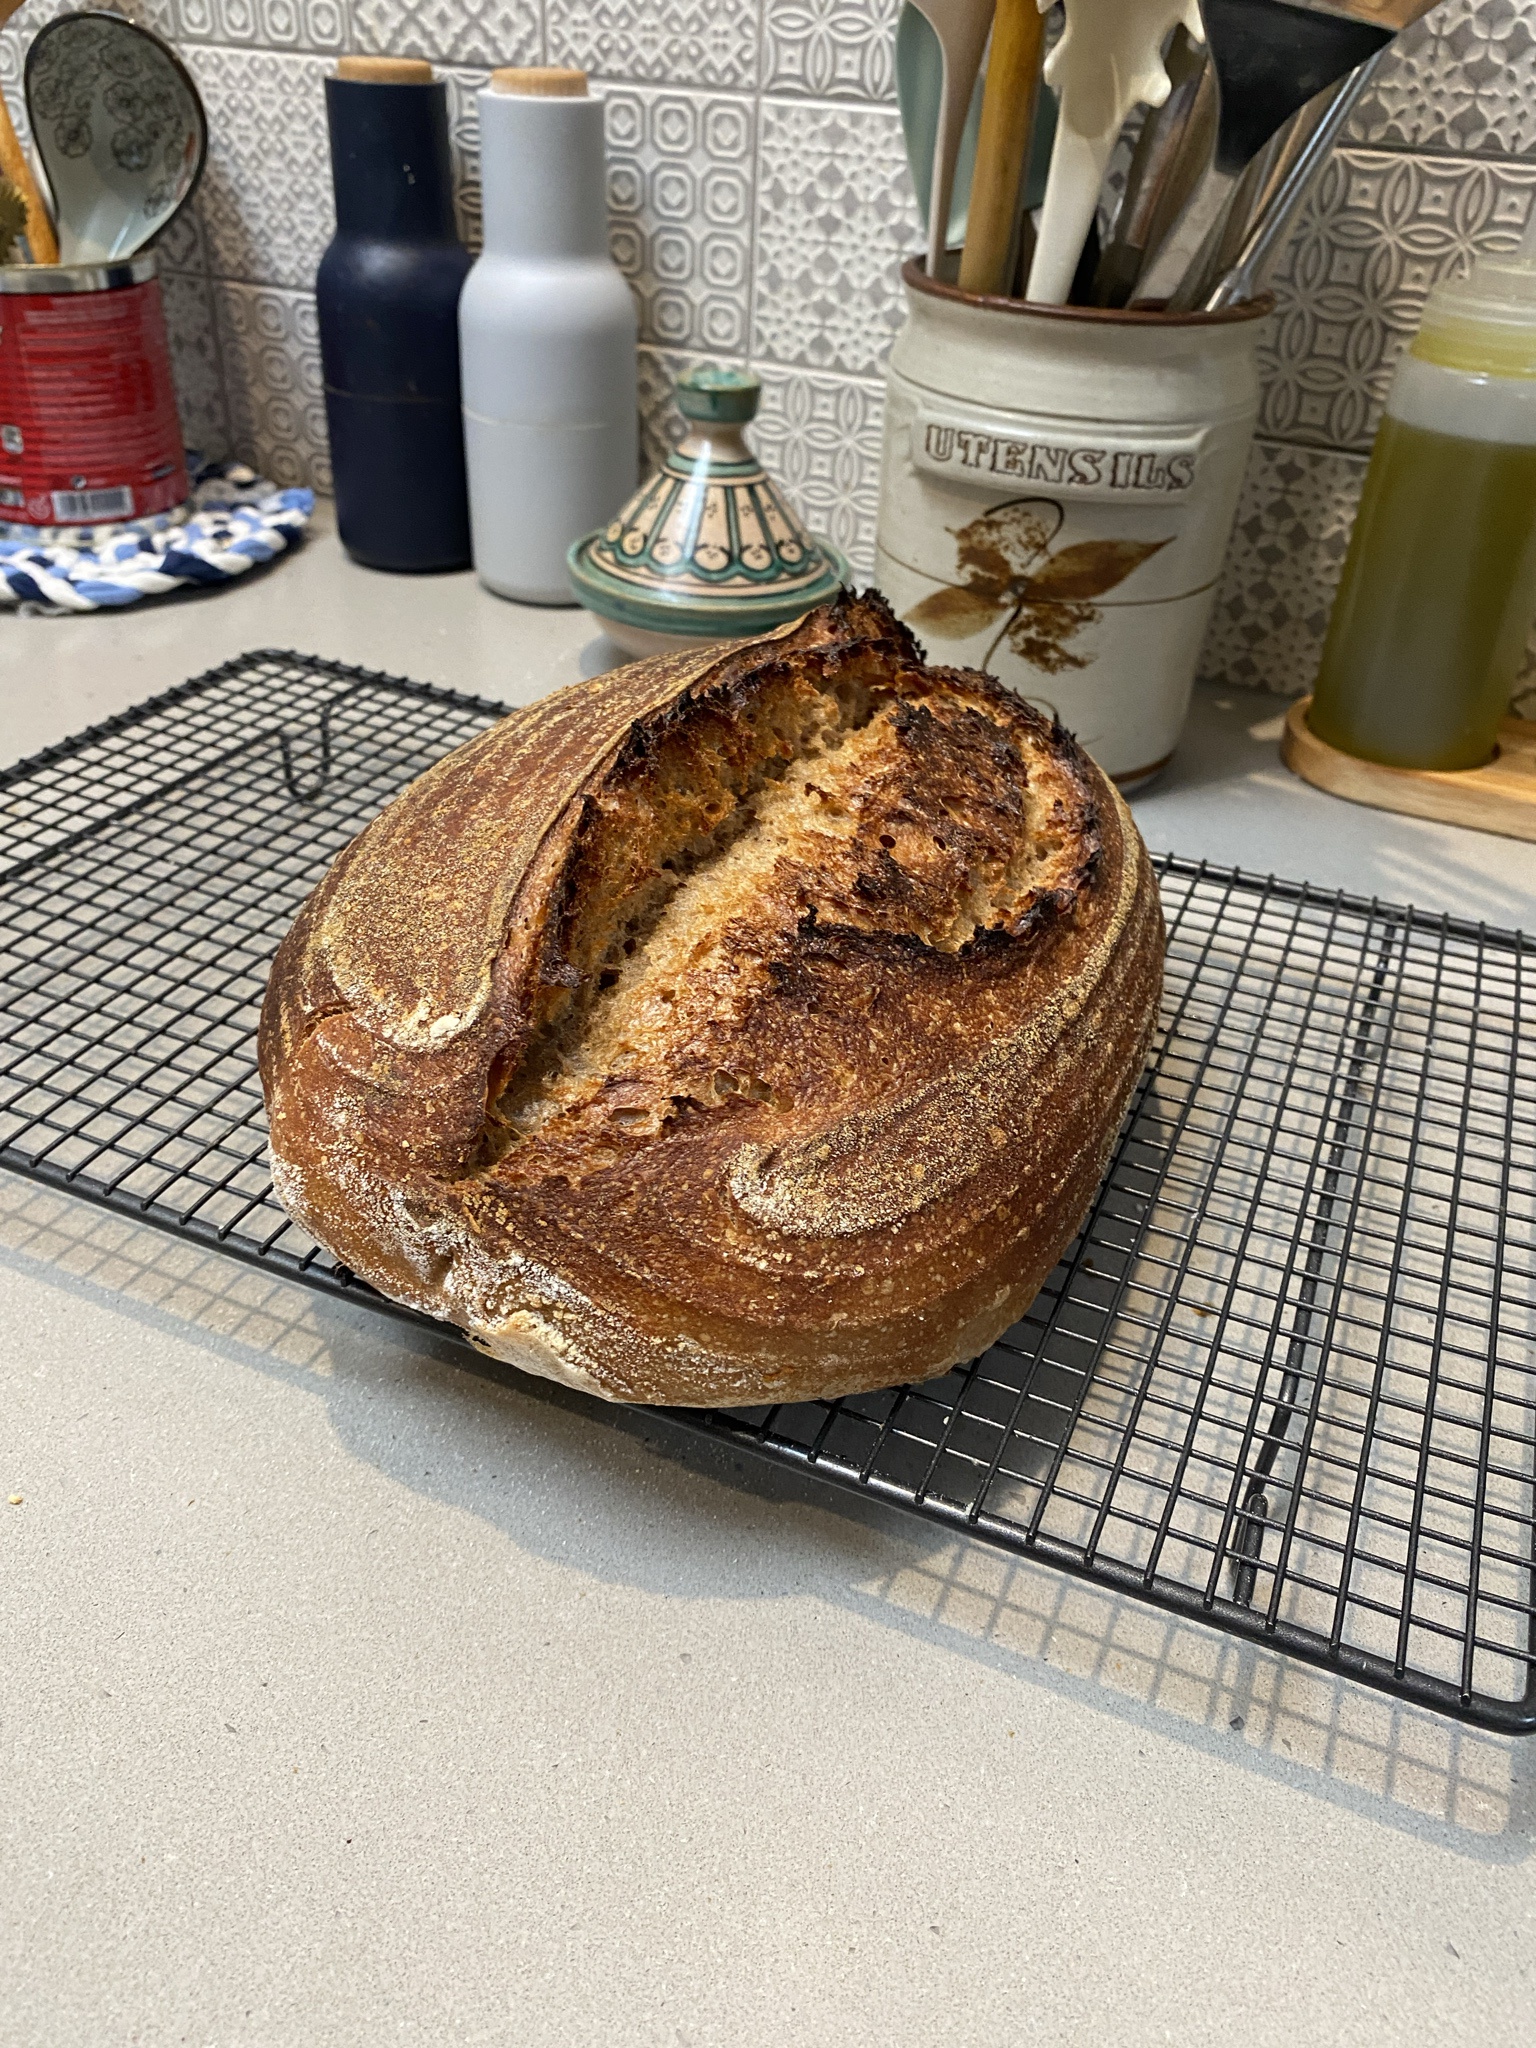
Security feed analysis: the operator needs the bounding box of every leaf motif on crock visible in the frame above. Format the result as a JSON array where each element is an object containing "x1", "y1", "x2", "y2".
[{"x1": 905, "y1": 497, "x2": 1172, "y2": 675}]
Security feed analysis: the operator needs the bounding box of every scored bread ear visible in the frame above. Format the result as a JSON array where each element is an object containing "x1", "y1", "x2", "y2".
[{"x1": 316, "y1": 644, "x2": 758, "y2": 1050}]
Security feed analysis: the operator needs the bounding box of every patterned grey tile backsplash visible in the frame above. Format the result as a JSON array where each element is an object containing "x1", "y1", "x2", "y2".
[
  {"x1": 214, "y1": 283, "x2": 331, "y2": 490},
  {"x1": 550, "y1": 0, "x2": 763, "y2": 91},
  {"x1": 5, "y1": 0, "x2": 1534, "y2": 694},
  {"x1": 1346, "y1": 0, "x2": 1536, "y2": 159},
  {"x1": 761, "y1": 0, "x2": 900, "y2": 101},
  {"x1": 753, "y1": 99, "x2": 920, "y2": 377},
  {"x1": 751, "y1": 366, "x2": 885, "y2": 568},
  {"x1": 183, "y1": 46, "x2": 335, "y2": 289},
  {"x1": 174, "y1": 0, "x2": 349, "y2": 52},
  {"x1": 352, "y1": 0, "x2": 537, "y2": 71},
  {"x1": 1259, "y1": 147, "x2": 1536, "y2": 452},
  {"x1": 160, "y1": 269, "x2": 233, "y2": 458},
  {"x1": 607, "y1": 88, "x2": 757, "y2": 356},
  {"x1": 636, "y1": 346, "x2": 701, "y2": 474},
  {"x1": 1196, "y1": 440, "x2": 1367, "y2": 697},
  {"x1": 440, "y1": 64, "x2": 492, "y2": 246}
]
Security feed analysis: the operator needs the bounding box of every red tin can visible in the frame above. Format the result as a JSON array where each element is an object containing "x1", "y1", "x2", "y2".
[{"x1": 0, "y1": 253, "x2": 188, "y2": 533}]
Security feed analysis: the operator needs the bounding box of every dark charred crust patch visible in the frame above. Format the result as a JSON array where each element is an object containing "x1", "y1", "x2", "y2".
[{"x1": 258, "y1": 583, "x2": 1166, "y2": 1409}]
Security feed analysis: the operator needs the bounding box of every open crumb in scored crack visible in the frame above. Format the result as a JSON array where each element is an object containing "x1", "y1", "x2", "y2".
[{"x1": 258, "y1": 591, "x2": 1165, "y2": 1406}]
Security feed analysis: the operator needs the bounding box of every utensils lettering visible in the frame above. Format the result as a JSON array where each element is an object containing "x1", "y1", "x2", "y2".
[{"x1": 24, "y1": 11, "x2": 207, "y2": 265}]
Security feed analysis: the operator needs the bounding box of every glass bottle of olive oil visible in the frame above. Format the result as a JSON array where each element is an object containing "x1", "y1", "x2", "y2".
[{"x1": 1309, "y1": 249, "x2": 1536, "y2": 772}]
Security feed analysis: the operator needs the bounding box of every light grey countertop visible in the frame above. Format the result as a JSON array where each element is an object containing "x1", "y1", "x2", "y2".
[{"x1": 5, "y1": 508, "x2": 1534, "y2": 2047}]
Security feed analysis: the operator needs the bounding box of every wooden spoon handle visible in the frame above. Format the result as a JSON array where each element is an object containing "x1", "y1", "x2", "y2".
[
  {"x1": 0, "y1": 101, "x2": 58, "y2": 264},
  {"x1": 958, "y1": 0, "x2": 1044, "y2": 296}
]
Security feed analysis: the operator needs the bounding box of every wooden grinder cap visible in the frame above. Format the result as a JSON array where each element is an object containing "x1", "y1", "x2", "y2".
[
  {"x1": 335, "y1": 56, "x2": 434, "y2": 82},
  {"x1": 490, "y1": 66, "x2": 588, "y2": 95}
]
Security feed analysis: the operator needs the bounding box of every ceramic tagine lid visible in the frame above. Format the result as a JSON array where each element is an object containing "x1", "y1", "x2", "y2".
[{"x1": 567, "y1": 364, "x2": 851, "y2": 656}]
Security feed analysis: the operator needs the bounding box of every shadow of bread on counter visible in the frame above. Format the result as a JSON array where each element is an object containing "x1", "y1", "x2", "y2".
[{"x1": 257, "y1": 591, "x2": 1164, "y2": 1407}]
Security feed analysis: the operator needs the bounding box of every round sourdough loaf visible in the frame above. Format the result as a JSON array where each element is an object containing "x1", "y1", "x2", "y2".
[{"x1": 259, "y1": 592, "x2": 1164, "y2": 1405}]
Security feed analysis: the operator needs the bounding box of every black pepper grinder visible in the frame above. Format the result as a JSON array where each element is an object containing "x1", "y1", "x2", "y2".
[{"x1": 317, "y1": 55, "x2": 473, "y2": 572}]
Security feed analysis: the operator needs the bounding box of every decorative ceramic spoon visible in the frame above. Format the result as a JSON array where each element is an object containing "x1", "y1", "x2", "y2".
[
  {"x1": 24, "y1": 11, "x2": 206, "y2": 264},
  {"x1": 1026, "y1": 0, "x2": 1205, "y2": 306}
]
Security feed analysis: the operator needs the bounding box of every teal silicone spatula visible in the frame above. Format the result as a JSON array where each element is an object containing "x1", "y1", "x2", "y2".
[
  {"x1": 896, "y1": 0, "x2": 1056, "y2": 273},
  {"x1": 901, "y1": 0, "x2": 995, "y2": 280}
]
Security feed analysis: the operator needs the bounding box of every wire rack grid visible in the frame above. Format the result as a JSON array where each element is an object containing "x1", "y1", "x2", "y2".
[{"x1": 0, "y1": 650, "x2": 1532, "y2": 1733}]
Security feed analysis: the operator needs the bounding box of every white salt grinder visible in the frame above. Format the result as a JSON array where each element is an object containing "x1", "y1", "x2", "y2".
[{"x1": 459, "y1": 67, "x2": 637, "y2": 605}]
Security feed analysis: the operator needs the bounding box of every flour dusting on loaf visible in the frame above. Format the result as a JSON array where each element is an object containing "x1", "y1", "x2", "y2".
[{"x1": 259, "y1": 592, "x2": 1164, "y2": 1405}]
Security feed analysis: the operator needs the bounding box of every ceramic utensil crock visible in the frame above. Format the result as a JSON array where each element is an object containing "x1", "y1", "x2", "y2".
[{"x1": 876, "y1": 261, "x2": 1269, "y2": 788}]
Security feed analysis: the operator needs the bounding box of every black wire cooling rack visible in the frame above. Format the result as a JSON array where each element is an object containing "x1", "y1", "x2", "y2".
[{"x1": 1, "y1": 650, "x2": 1533, "y2": 1732}]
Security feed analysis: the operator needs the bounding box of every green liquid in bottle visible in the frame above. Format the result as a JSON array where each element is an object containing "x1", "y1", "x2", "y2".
[{"x1": 1309, "y1": 417, "x2": 1536, "y2": 772}]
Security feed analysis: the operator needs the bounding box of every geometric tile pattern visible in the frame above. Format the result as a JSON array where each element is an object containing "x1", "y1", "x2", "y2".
[
  {"x1": 750, "y1": 365, "x2": 884, "y2": 570},
  {"x1": 1196, "y1": 438, "x2": 1368, "y2": 697},
  {"x1": 160, "y1": 268, "x2": 233, "y2": 459},
  {"x1": 352, "y1": 0, "x2": 538, "y2": 70},
  {"x1": 550, "y1": 0, "x2": 762, "y2": 91},
  {"x1": 183, "y1": 47, "x2": 336, "y2": 290},
  {"x1": 636, "y1": 345, "x2": 702, "y2": 475},
  {"x1": 440, "y1": 63, "x2": 493, "y2": 248},
  {"x1": 1346, "y1": 0, "x2": 1536, "y2": 160},
  {"x1": 213, "y1": 283, "x2": 331, "y2": 491},
  {"x1": 174, "y1": 0, "x2": 348, "y2": 52},
  {"x1": 38, "y1": 0, "x2": 1535, "y2": 702},
  {"x1": 761, "y1": 0, "x2": 901, "y2": 101},
  {"x1": 606, "y1": 88, "x2": 756, "y2": 354},
  {"x1": 1259, "y1": 147, "x2": 1536, "y2": 451},
  {"x1": 753, "y1": 99, "x2": 920, "y2": 377}
]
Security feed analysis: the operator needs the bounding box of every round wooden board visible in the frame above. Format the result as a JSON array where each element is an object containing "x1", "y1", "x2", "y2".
[{"x1": 1282, "y1": 696, "x2": 1536, "y2": 845}]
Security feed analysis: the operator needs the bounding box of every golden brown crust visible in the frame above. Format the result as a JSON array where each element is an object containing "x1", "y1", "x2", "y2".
[{"x1": 258, "y1": 592, "x2": 1164, "y2": 1405}]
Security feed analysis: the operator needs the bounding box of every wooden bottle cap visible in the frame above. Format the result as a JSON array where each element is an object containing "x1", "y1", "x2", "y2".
[
  {"x1": 335, "y1": 56, "x2": 434, "y2": 83},
  {"x1": 490, "y1": 66, "x2": 588, "y2": 96}
]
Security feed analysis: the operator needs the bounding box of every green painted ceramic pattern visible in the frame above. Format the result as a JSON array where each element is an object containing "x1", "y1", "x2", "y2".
[{"x1": 568, "y1": 364, "x2": 851, "y2": 643}]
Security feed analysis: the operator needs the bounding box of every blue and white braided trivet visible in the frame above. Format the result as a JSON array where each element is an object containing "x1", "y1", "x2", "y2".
[{"x1": 0, "y1": 458, "x2": 314, "y2": 614}]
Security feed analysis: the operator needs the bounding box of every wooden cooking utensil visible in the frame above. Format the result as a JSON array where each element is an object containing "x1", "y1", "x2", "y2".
[
  {"x1": 957, "y1": 0, "x2": 1046, "y2": 296},
  {"x1": 1302, "y1": 0, "x2": 1447, "y2": 24},
  {"x1": 0, "y1": 0, "x2": 57, "y2": 265}
]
